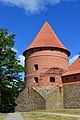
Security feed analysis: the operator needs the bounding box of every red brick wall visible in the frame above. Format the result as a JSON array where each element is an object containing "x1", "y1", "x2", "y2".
[{"x1": 24, "y1": 47, "x2": 69, "y2": 87}]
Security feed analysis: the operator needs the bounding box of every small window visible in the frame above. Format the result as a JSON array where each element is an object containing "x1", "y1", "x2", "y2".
[
  {"x1": 66, "y1": 78, "x2": 68, "y2": 80},
  {"x1": 34, "y1": 64, "x2": 38, "y2": 70},
  {"x1": 61, "y1": 50, "x2": 63, "y2": 52},
  {"x1": 34, "y1": 77, "x2": 38, "y2": 83},
  {"x1": 31, "y1": 49, "x2": 33, "y2": 53},
  {"x1": 51, "y1": 49, "x2": 53, "y2": 51},
  {"x1": 74, "y1": 77, "x2": 76, "y2": 79},
  {"x1": 39, "y1": 48, "x2": 42, "y2": 51},
  {"x1": 50, "y1": 77, "x2": 55, "y2": 82}
]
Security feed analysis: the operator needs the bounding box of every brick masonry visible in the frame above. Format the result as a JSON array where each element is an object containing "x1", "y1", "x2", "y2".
[
  {"x1": 62, "y1": 73, "x2": 80, "y2": 83},
  {"x1": 24, "y1": 47, "x2": 68, "y2": 87}
]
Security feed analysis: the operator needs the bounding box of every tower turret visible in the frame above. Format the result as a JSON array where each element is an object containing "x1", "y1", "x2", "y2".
[{"x1": 23, "y1": 21, "x2": 70, "y2": 88}]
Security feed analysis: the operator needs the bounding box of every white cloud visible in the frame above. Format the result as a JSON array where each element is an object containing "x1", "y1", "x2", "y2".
[
  {"x1": 69, "y1": 54, "x2": 78, "y2": 65},
  {"x1": 11, "y1": 48, "x2": 25, "y2": 67},
  {"x1": 18, "y1": 55, "x2": 25, "y2": 66},
  {"x1": 0, "y1": 0, "x2": 77, "y2": 14},
  {"x1": 11, "y1": 47, "x2": 18, "y2": 53},
  {"x1": 17, "y1": 55, "x2": 25, "y2": 80}
]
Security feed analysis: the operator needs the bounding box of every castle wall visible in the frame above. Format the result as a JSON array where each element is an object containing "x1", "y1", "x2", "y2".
[
  {"x1": 15, "y1": 88, "x2": 46, "y2": 112},
  {"x1": 46, "y1": 86, "x2": 63, "y2": 109},
  {"x1": 15, "y1": 86, "x2": 63, "y2": 112},
  {"x1": 63, "y1": 83, "x2": 80, "y2": 108}
]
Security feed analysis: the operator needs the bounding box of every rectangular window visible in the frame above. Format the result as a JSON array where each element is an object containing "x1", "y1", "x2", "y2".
[
  {"x1": 34, "y1": 77, "x2": 38, "y2": 83},
  {"x1": 50, "y1": 77, "x2": 55, "y2": 82},
  {"x1": 34, "y1": 64, "x2": 38, "y2": 70}
]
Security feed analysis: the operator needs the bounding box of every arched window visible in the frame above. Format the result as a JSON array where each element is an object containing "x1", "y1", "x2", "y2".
[
  {"x1": 34, "y1": 64, "x2": 38, "y2": 70},
  {"x1": 34, "y1": 77, "x2": 38, "y2": 83},
  {"x1": 50, "y1": 77, "x2": 55, "y2": 82}
]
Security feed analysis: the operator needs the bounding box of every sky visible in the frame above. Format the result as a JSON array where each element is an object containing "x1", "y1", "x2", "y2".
[{"x1": 0, "y1": 0, "x2": 80, "y2": 68}]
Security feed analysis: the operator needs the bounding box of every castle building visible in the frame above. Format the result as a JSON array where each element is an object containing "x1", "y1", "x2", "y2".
[{"x1": 15, "y1": 21, "x2": 80, "y2": 112}]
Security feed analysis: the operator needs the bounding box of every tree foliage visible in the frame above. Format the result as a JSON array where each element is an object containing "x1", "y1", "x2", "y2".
[{"x1": 0, "y1": 29, "x2": 25, "y2": 112}]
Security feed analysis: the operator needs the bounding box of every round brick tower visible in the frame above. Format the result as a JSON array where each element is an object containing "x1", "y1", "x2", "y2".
[{"x1": 23, "y1": 21, "x2": 70, "y2": 88}]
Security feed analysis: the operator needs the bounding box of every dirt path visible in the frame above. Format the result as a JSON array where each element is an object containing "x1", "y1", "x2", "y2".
[
  {"x1": 37, "y1": 112, "x2": 80, "y2": 118},
  {"x1": 3, "y1": 113, "x2": 24, "y2": 120}
]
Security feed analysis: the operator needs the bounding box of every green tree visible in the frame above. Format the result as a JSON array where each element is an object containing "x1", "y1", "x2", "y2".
[{"x1": 0, "y1": 29, "x2": 25, "y2": 113}]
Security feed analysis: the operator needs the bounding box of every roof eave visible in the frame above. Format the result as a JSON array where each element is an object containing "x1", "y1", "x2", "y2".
[{"x1": 23, "y1": 46, "x2": 70, "y2": 57}]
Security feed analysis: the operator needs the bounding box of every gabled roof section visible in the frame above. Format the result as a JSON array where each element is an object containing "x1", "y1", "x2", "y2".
[
  {"x1": 69, "y1": 57, "x2": 80, "y2": 71},
  {"x1": 62, "y1": 57, "x2": 80, "y2": 77},
  {"x1": 23, "y1": 21, "x2": 70, "y2": 56},
  {"x1": 62, "y1": 69, "x2": 80, "y2": 77}
]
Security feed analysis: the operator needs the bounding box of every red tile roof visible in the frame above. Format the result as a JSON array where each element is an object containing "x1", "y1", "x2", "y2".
[
  {"x1": 62, "y1": 69, "x2": 80, "y2": 76},
  {"x1": 62, "y1": 57, "x2": 80, "y2": 77},
  {"x1": 69, "y1": 57, "x2": 80, "y2": 71},
  {"x1": 24, "y1": 21, "x2": 70, "y2": 56}
]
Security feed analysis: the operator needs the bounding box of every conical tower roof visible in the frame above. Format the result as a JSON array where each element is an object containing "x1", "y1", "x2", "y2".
[{"x1": 23, "y1": 21, "x2": 70, "y2": 56}]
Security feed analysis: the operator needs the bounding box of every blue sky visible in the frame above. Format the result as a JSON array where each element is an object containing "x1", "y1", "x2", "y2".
[{"x1": 0, "y1": 0, "x2": 80, "y2": 66}]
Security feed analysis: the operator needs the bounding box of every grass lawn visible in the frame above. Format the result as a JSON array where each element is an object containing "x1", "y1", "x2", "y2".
[
  {"x1": 0, "y1": 113, "x2": 7, "y2": 120},
  {"x1": 22, "y1": 111, "x2": 80, "y2": 120},
  {"x1": 0, "y1": 109, "x2": 80, "y2": 120}
]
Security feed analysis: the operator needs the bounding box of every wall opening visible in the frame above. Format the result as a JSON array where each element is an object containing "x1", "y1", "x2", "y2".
[
  {"x1": 51, "y1": 49, "x2": 53, "y2": 51},
  {"x1": 66, "y1": 78, "x2": 68, "y2": 80},
  {"x1": 50, "y1": 77, "x2": 55, "y2": 82},
  {"x1": 34, "y1": 64, "x2": 38, "y2": 70},
  {"x1": 74, "y1": 77, "x2": 76, "y2": 80},
  {"x1": 34, "y1": 77, "x2": 38, "y2": 83}
]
